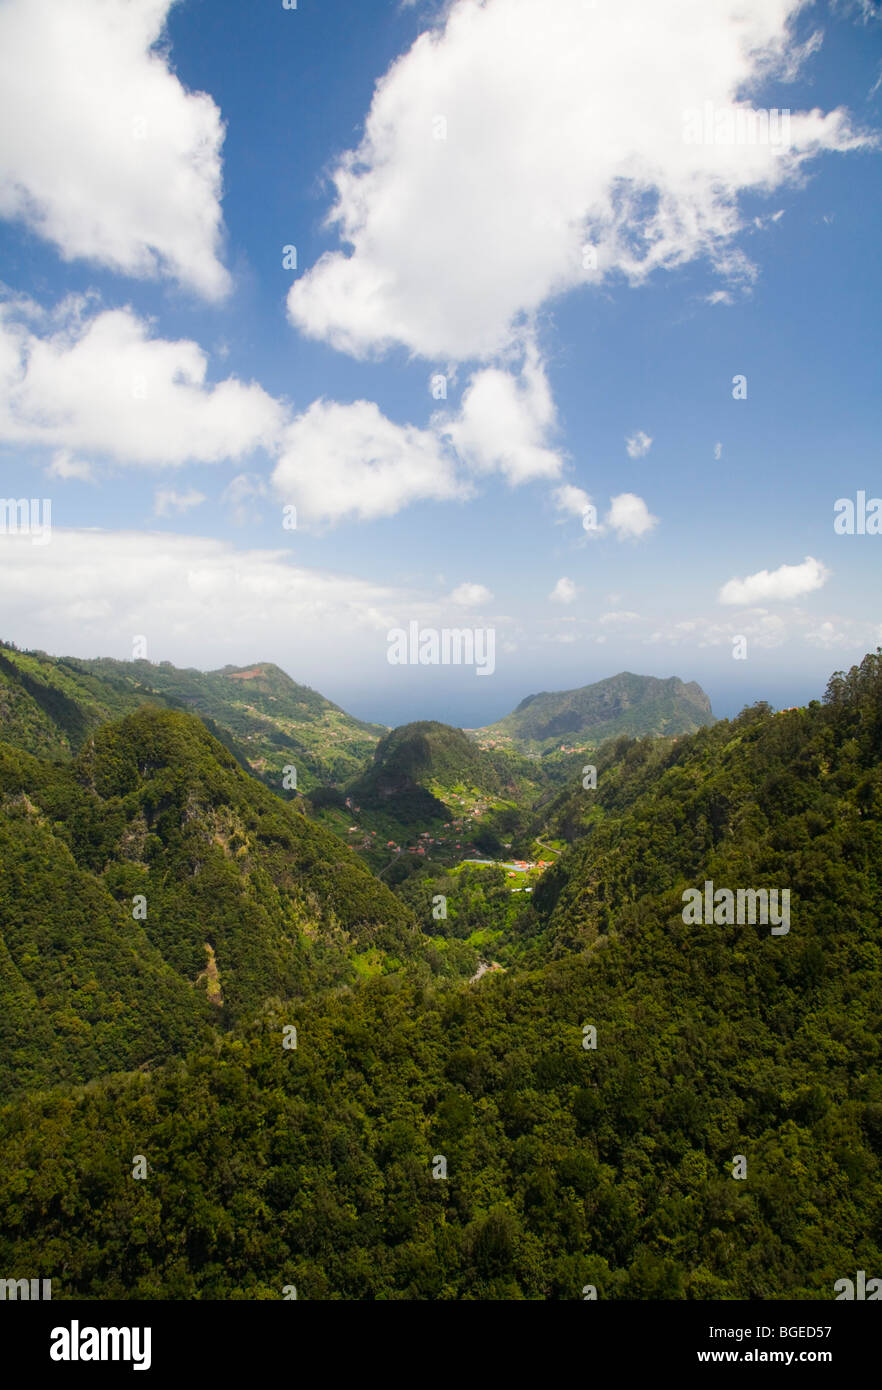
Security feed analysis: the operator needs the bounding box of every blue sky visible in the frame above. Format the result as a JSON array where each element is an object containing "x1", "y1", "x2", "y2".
[{"x1": 0, "y1": 0, "x2": 880, "y2": 728}]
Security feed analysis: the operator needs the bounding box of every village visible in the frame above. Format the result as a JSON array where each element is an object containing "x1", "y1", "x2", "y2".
[{"x1": 340, "y1": 794, "x2": 555, "y2": 882}]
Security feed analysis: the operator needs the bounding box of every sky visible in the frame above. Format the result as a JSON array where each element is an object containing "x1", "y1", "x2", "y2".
[{"x1": 0, "y1": 0, "x2": 880, "y2": 729}]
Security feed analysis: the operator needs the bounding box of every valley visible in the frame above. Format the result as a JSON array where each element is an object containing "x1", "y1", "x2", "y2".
[{"x1": 1, "y1": 639, "x2": 880, "y2": 1301}]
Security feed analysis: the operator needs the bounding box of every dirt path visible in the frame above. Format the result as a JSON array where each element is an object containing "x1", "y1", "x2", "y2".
[
  {"x1": 376, "y1": 849, "x2": 401, "y2": 879},
  {"x1": 469, "y1": 959, "x2": 504, "y2": 984}
]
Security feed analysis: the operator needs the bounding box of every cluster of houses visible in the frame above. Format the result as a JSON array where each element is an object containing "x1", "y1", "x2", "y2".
[
  {"x1": 502, "y1": 858, "x2": 551, "y2": 874},
  {"x1": 380, "y1": 829, "x2": 475, "y2": 857}
]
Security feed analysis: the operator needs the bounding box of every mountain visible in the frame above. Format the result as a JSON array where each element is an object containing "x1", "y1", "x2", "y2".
[
  {"x1": 0, "y1": 643, "x2": 385, "y2": 788},
  {"x1": 1, "y1": 652, "x2": 880, "y2": 1299},
  {"x1": 0, "y1": 704, "x2": 419, "y2": 1100},
  {"x1": 335, "y1": 720, "x2": 550, "y2": 864},
  {"x1": 357, "y1": 721, "x2": 510, "y2": 803},
  {"x1": 476, "y1": 671, "x2": 715, "y2": 753},
  {"x1": 80, "y1": 654, "x2": 386, "y2": 788}
]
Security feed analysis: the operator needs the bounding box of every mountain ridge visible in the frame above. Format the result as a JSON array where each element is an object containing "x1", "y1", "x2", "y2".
[
  {"x1": 477, "y1": 670, "x2": 715, "y2": 752},
  {"x1": 0, "y1": 644, "x2": 385, "y2": 789}
]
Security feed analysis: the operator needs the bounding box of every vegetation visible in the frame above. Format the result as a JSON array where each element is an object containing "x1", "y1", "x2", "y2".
[
  {"x1": 0, "y1": 706, "x2": 425, "y2": 1100},
  {"x1": 0, "y1": 644, "x2": 385, "y2": 790},
  {"x1": 477, "y1": 671, "x2": 716, "y2": 753},
  {"x1": 331, "y1": 720, "x2": 552, "y2": 867},
  {"x1": 1, "y1": 653, "x2": 880, "y2": 1299}
]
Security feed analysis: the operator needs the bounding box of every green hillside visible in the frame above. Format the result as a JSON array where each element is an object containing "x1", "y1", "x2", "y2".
[
  {"x1": 0, "y1": 705, "x2": 420, "y2": 1100},
  {"x1": 0, "y1": 644, "x2": 156, "y2": 759},
  {"x1": 1, "y1": 654, "x2": 880, "y2": 1299},
  {"x1": 477, "y1": 671, "x2": 715, "y2": 753},
  {"x1": 0, "y1": 643, "x2": 385, "y2": 789},
  {"x1": 328, "y1": 720, "x2": 551, "y2": 867},
  {"x1": 354, "y1": 720, "x2": 518, "y2": 808}
]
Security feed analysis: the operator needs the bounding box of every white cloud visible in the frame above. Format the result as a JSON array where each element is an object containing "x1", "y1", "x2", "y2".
[
  {"x1": 0, "y1": 295, "x2": 662, "y2": 532},
  {"x1": 719, "y1": 555, "x2": 831, "y2": 605},
  {"x1": 288, "y1": 0, "x2": 866, "y2": 361},
  {"x1": 47, "y1": 449, "x2": 94, "y2": 482},
  {"x1": 550, "y1": 577, "x2": 577, "y2": 604},
  {"x1": 625, "y1": 430, "x2": 652, "y2": 458},
  {"x1": 0, "y1": 528, "x2": 408, "y2": 671},
  {"x1": 0, "y1": 0, "x2": 229, "y2": 298},
  {"x1": 599, "y1": 610, "x2": 640, "y2": 625},
  {"x1": 449, "y1": 582, "x2": 493, "y2": 607},
  {"x1": 154, "y1": 487, "x2": 206, "y2": 517},
  {"x1": 440, "y1": 347, "x2": 563, "y2": 483},
  {"x1": 2, "y1": 295, "x2": 555, "y2": 525},
  {"x1": 272, "y1": 350, "x2": 564, "y2": 526},
  {"x1": 554, "y1": 486, "x2": 656, "y2": 539},
  {"x1": 805, "y1": 620, "x2": 839, "y2": 648},
  {"x1": 553, "y1": 483, "x2": 594, "y2": 518},
  {"x1": 628, "y1": 605, "x2": 882, "y2": 654},
  {"x1": 714, "y1": 442, "x2": 723, "y2": 460},
  {"x1": 605, "y1": 492, "x2": 658, "y2": 540},
  {"x1": 0, "y1": 297, "x2": 284, "y2": 468},
  {"x1": 805, "y1": 617, "x2": 882, "y2": 649},
  {"x1": 646, "y1": 611, "x2": 791, "y2": 650},
  {"x1": 272, "y1": 397, "x2": 467, "y2": 526}
]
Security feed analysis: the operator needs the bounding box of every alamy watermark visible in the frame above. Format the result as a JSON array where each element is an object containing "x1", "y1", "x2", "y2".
[
  {"x1": 0, "y1": 1277, "x2": 52, "y2": 1300},
  {"x1": 834, "y1": 491, "x2": 881, "y2": 534},
  {"x1": 834, "y1": 1270, "x2": 881, "y2": 1300},
  {"x1": 683, "y1": 103, "x2": 791, "y2": 147},
  {"x1": 0, "y1": 498, "x2": 52, "y2": 545},
  {"x1": 682, "y1": 880, "x2": 790, "y2": 935},
  {"x1": 50, "y1": 1322, "x2": 151, "y2": 1371},
  {"x1": 387, "y1": 622, "x2": 495, "y2": 676}
]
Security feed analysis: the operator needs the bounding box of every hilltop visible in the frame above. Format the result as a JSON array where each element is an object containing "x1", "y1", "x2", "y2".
[
  {"x1": 476, "y1": 671, "x2": 715, "y2": 753},
  {"x1": 0, "y1": 644, "x2": 385, "y2": 789},
  {"x1": 327, "y1": 719, "x2": 551, "y2": 868}
]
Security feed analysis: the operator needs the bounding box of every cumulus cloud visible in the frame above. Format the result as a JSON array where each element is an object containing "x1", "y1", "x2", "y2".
[
  {"x1": 0, "y1": 0, "x2": 229, "y2": 298},
  {"x1": 272, "y1": 349, "x2": 568, "y2": 525},
  {"x1": 0, "y1": 296, "x2": 566, "y2": 527},
  {"x1": 154, "y1": 487, "x2": 206, "y2": 517},
  {"x1": 553, "y1": 485, "x2": 655, "y2": 539},
  {"x1": 288, "y1": 0, "x2": 866, "y2": 360},
  {"x1": 553, "y1": 484, "x2": 594, "y2": 518},
  {"x1": 550, "y1": 577, "x2": 577, "y2": 604},
  {"x1": 0, "y1": 297, "x2": 284, "y2": 467},
  {"x1": 439, "y1": 347, "x2": 563, "y2": 483},
  {"x1": 449, "y1": 582, "x2": 493, "y2": 607},
  {"x1": 626, "y1": 430, "x2": 653, "y2": 458},
  {"x1": 719, "y1": 556, "x2": 831, "y2": 605},
  {"x1": 605, "y1": 492, "x2": 658, "y2": 540},
  {"x1": 272, "y1": 398, "x2": 468, "y2": 526}
]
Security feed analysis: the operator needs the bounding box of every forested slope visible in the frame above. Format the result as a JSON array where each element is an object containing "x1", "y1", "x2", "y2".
[
  {"x1": 0, "y1": 706, "x2": 418, "y2": 1099},
  {"x1": 0, "y1": 655, "x2": 879, "y2": 1299}
]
